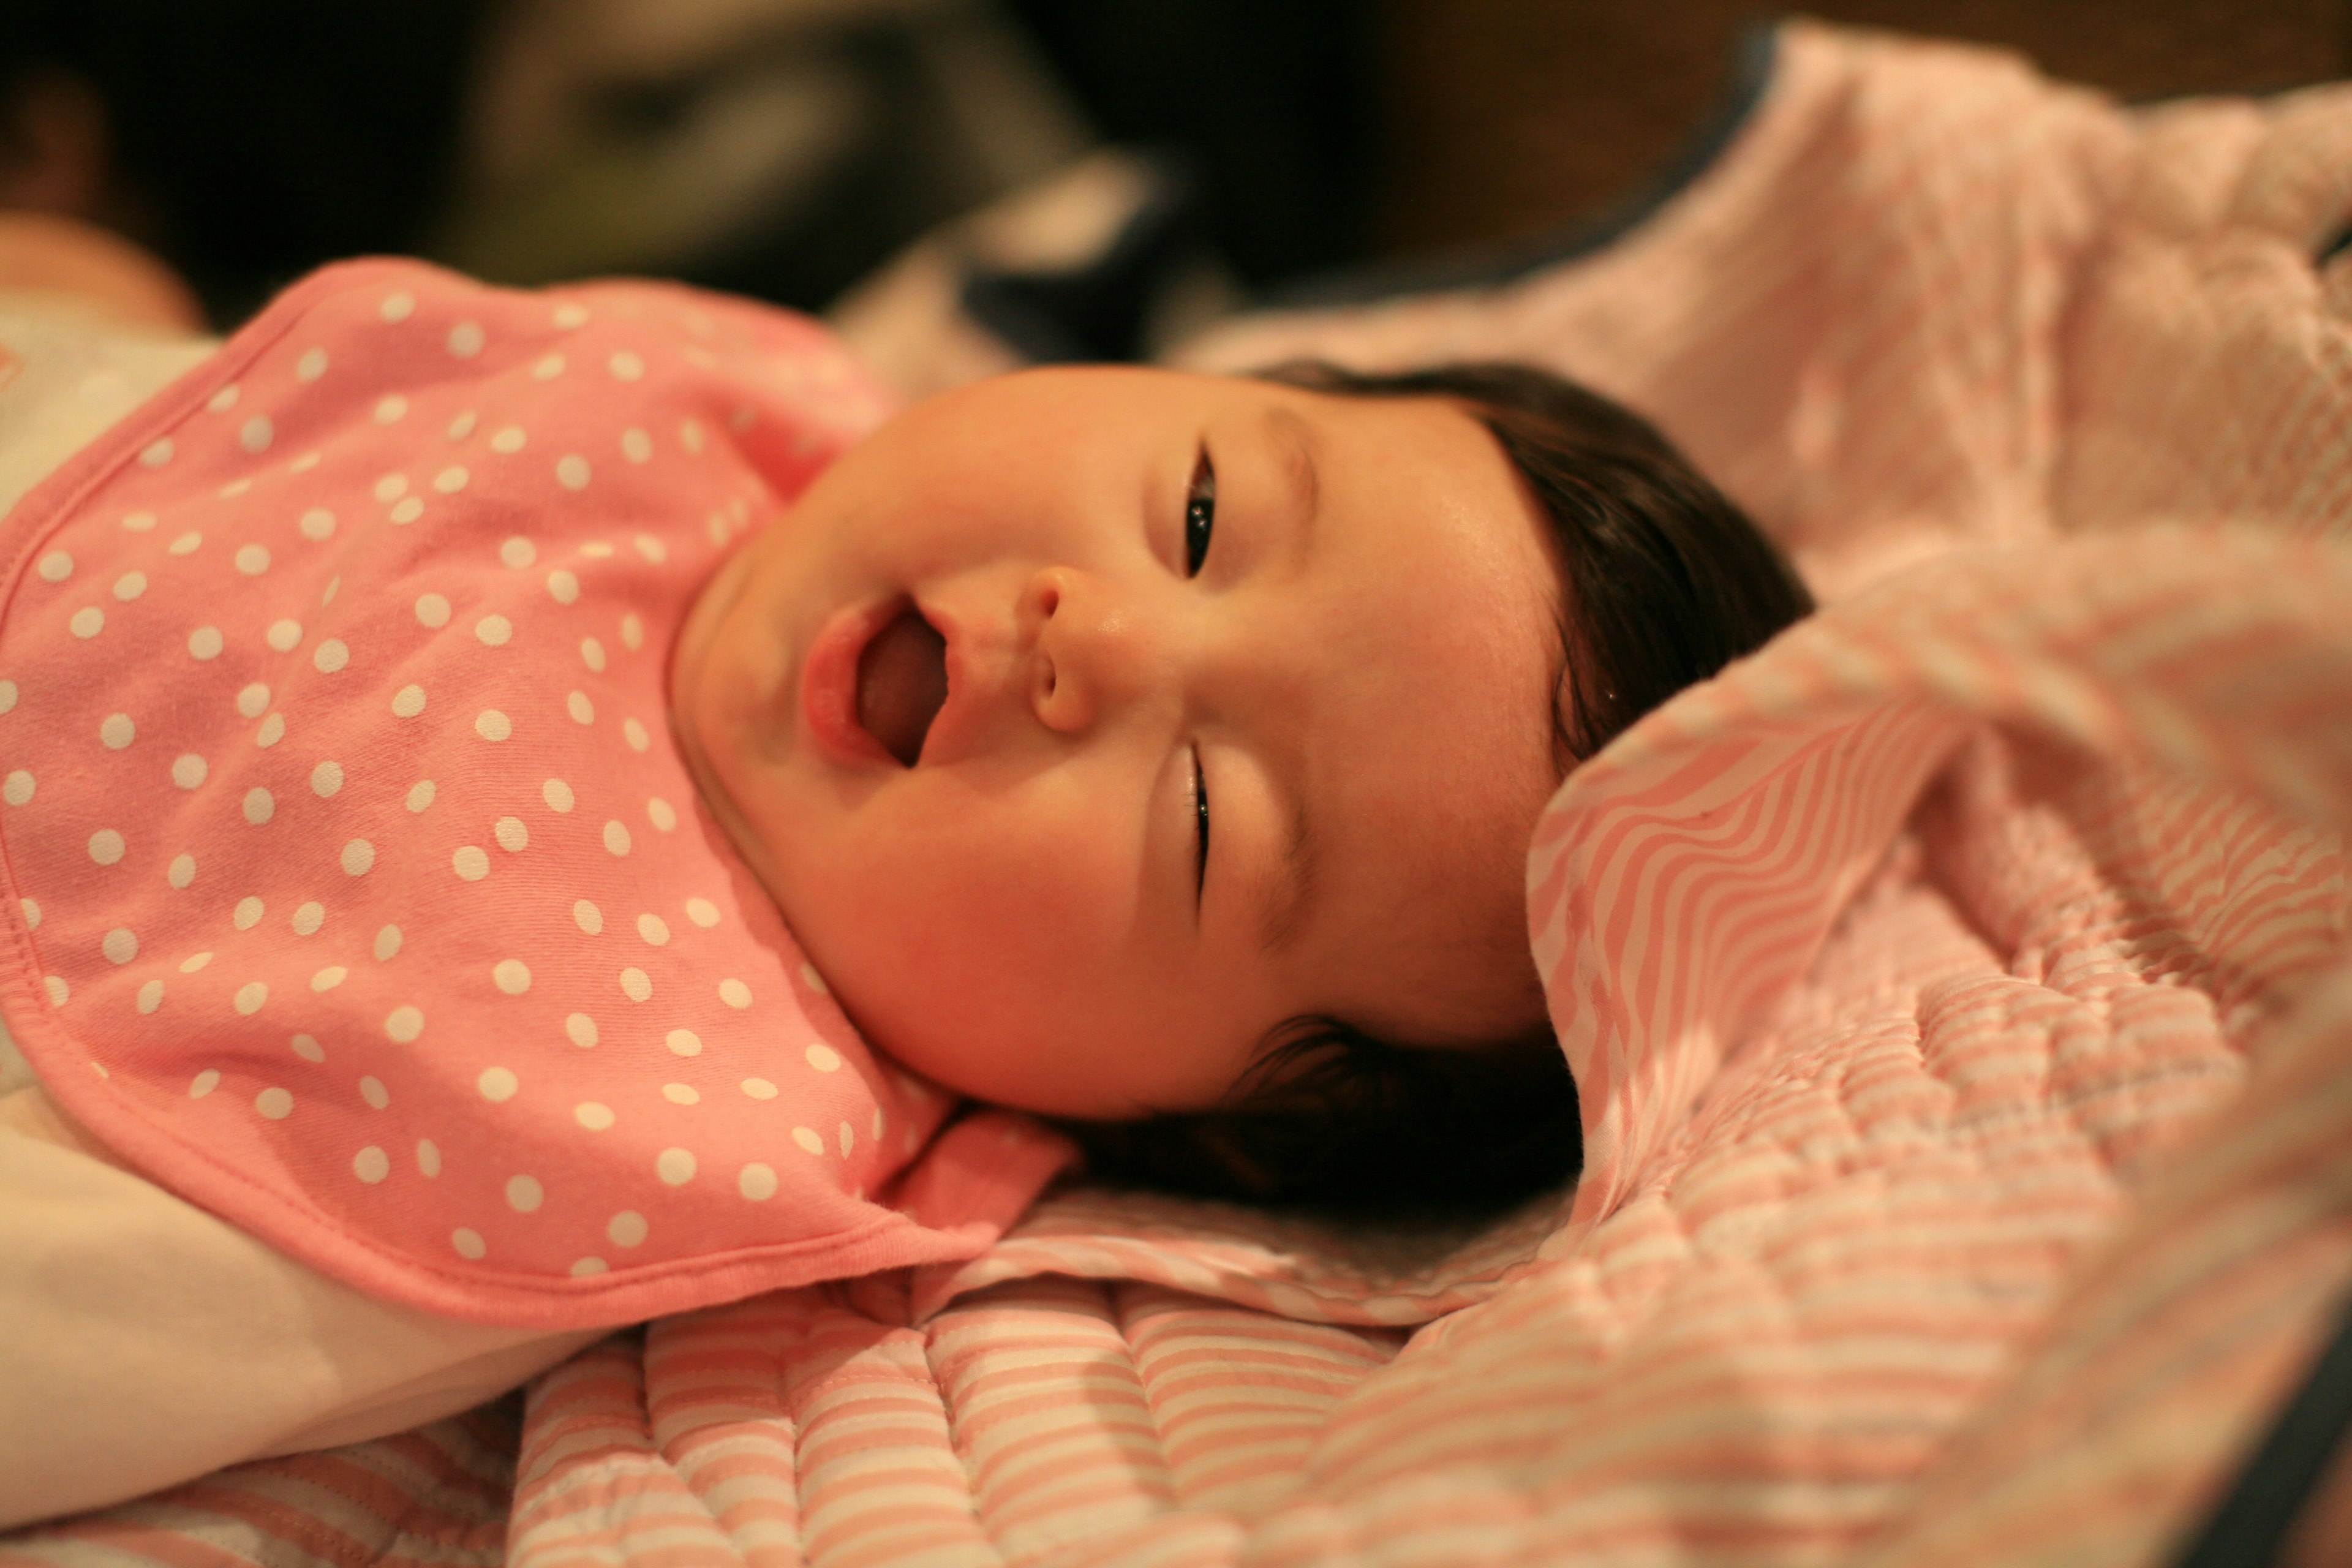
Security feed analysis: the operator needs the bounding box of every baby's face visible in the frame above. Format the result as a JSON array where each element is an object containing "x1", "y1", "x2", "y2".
[{"x1": 669, "y1": 367, "x2": 1562, "y2": 1118}]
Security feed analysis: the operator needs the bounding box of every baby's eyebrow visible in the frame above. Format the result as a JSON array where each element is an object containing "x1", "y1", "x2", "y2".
[
  {"x1": 1259, "y1": 783, "x2": 1320, "y2": 957},
  {"x1": 1266, "y1": 405, "x2": 1322, "y2": 550}
]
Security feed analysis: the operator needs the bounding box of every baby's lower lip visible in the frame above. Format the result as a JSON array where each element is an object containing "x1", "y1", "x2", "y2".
[{"x1": 801, "y1": 599, "x2": 901, "y2": 767}]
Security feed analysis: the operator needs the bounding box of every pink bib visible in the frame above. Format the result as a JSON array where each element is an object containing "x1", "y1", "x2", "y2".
[{"x1": 0, "y1": 259, "x2": 1069, "y2": 1327}]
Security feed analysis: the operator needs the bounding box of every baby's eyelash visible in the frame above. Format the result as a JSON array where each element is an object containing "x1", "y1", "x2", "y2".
[
  {"x1": 1191, "y1": 747, "x2": 1210, "y2": 897},
  {"x1": 1184, "y1": 449, "x2": 1215, "y2": 576}
]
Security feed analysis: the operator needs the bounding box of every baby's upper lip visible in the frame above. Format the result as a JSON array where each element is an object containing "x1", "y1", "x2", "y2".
[{"x1": 910, "y1": 600, "x2": 978, "y2": 765}]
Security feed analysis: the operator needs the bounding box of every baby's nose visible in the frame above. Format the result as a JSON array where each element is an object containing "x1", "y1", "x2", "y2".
[{"x1": 1021, "y1": 567, "x2": 1168, "y2": 733}]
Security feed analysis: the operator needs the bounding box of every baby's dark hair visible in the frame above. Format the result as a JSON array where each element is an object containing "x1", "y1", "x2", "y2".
[{"x1": 1054, "y1": 361, "x2": 1814, "y2": 1213}]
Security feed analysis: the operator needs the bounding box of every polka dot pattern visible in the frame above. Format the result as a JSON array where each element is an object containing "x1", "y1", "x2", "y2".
[{"x1": 0, "y1": 258, "x2": 1054, "y2": 1328}]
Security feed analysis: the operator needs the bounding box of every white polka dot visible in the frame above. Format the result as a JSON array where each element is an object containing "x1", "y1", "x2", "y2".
[
  {"x1": 0, "y1": 771, "x2": 29, "y2": 807},
  {"x1": 707, "y1": 513, "x2": 729, "y2": 546},
  {"x1": 491, "y1": 425, "x2": 526, "y2": 453},
  {"x1": 123, "y1": 511, "x2": 157, "y2": 532},
  {"x1": 16, "y1": 898, "x2": 35, "y2": 930},
  {"x1": 553, "y1": 303, "x2": 589, "y2": 329},
  {"x1": 189, "y1": 626, "x2": 224, "y2": 660},
  {"x1": 839, "y1": 1121, "x2": 855, "y2": 1157},
  {"x1": 603, "y1": 820, "x2": 631, "y2": 856},
  {"x1": 499, "y1": 536, "x2": 536, "y2": 569},
  {"x1": 375, "y1": 396, "x2": 412, "y2": 431},
  {"x1": 742, "y1": 1079, "x2": 777, "y2": 1101},
  {"x1": 568, "y1": 691, "x2": 595, "y2": 724},
  {"x1": 167, "y1": 532, "x2": 200, "y2": 556},
  {"x1": 581, "y1": 541, "x2": 615, "y2": 559},
  {"x1": 571, "y1": 1257, "x2": 608, "y2": 1277},
  {"x1": 255, "y1": 713, "x2": 285, "y2": 747},
  {"x1": 476, "y1": 710, "x2": 511, "y2": 742},
  {"x1": 312, "y1": 965, "x2": 348, "y2": 990},
  {"x1": 292, "y1": 901, "x2": 324, "y2": 935},
  {"x1": 102, "y1": 927, "x2": 138, "y2": 963},
  {"x1": 168, "y1": 853, "x2": 195, "y2": 888},
  {"x1": 179, "y1": 952, "x2": 213, "y2": 973},
  {"x1": 208, "y1": 385, "x2": 239, "y2": 413},
  {"x1": 620, "y1": 428, "x2": 653, "y2": 464},
  {"x1": 289, "y1": 453, "x2": 320, "y2": 473},
  {"x1": 241, "y1": 415, "x2": 274, "y2": 453},
  {"x1": 300, "y1": 508, "x2": 336, "y2": 541},
  {"x1": 806, "y1": 1042, "x2": 842, "y2": 1073},
  {"x1": 235, "y1": 895, "x2": 264, "y2": 930},
  {"x1": 385, "y1": 1005, "x2": 423, "y2": 1042},
  {"x1": 573, "y1": 900, "x2": 603, "y2": 934},
  {"x1": 234, "y1": 981, "x2": 268, "y2": 1015},
  {"x1": 622, "y1": 718, "x2": 651, "y2": 752},
  {"x1": 656, "y1": 1148, "x2": 696, "y2": 1186},
  {"x1": 354, "y1": 1146, "x2": 390, "y2": 1183},
  {"x1": 70, "y1": 606, "x2": 104, "y2": 638},
  {"x1": 432, "y1": 466, "x2": 469, "y2": 496},
  {"x1": 605, "y1": 350, "x2": 645, "y2": 382},
  {"x1": 546, "y1": 568, "x2": 579, "y2": 604},
  {"x1": 448, "y1": 320, "x2": 485, "y2": 357},
  {"x1": 190, "y1": 1069, "x2": 220, "y2": 1098},
  {"x1": 494, "y1": 815, "x2": 528, "y2": 852},
  {"x1": 493, "y1": 959, "x2": 530, "y2": 995},
  {"x1": 266, "y1": 618, "x2": 303, "y2": 652},
  {"x1": 662, "y1": 1083, "x2": 699, "y2": 1106},
  {"x1": 451, "y1": 1228, "x2": 485, "y2": 1260},
  {"x1": 140, "y1": 439, "x2": 174, "y2": 468},
  {"x1": 542, "y1": 778, "x2": 575, "y2": 813},
  {"x1": 296, "y1": 347, "x2": 328, "y2": 382},
  {"x1": 478, "y1": 1066, "x2": 518, "y2": 1101},
  {"x1": 360, "y1": 1076, "x2": 389, "y2": 1109},
  {"x1": 89, "y1": 829, "x2": 126, "y2": 864},
  {"x1": 575, "y1": 1102, "x2": 614, "y2": 1130},
  {"x1": 99, "y1": 712, "x2": 134, "y2": 749},
  {"x1": 390, "y1": 497, "x2": 424, "y2": 525},
  {"x1": 620, "y1": 614, "x2": 644, "y2": 651},
  {"x1": 235, "y1": 543, "x2": 270, "y2": 576},
  {"x1": 43, "y1": 974, "x2": 66, "y2": 1006},
  {"x1": 113, "y1": 571, "x2": 146, "y2": 601},
  {"x1": 579, "y1": 636, "x2": 605, "y2": 671},
  {"x1": 380, "y1": 291, "x2": 415, "y2": 322},
  {"x1": 792, "y1": 1126, "x2": 824, "y2": 1155},
  {"x1": 237, "y1": 683, "x2": 270, "y2": 718},
  {"x1": 736, "y1": 1163, "x2": 778, "y2": 1201},
  {"x1": 720, "y1": 978, "x2": 752, "y2": 1009},
  {"x1": 620, "y1": 967, "x2": 652, "y2": 1002},
  {"x1": 556, "y1": 454, "x2": 591, "y2": 491},
  {"x1": 446, "y1": 409, "x2": 477, "y2": 440},
  {"x1": 638, "y1": 913, "x2": 670, "y2": 946},
  {"x1": 314, "y1": 639, "x2": 349, "y2": 673},
  {"x1": 685, "y1": 899, "x2": 720, "y2": 929},
  {"x1": 453, "y1": 845, "x2": 489, "y2": 881},
  {"x1": 665, "y1": 1028, "x2": 701, "y2": 1057},
  {"x1": 505, "y1": 1174, "x2": 543, "y2": 1212},
  {"x1": 608, "y1": 1211, "x2": 647, "y2": 1247},
  {"x1": 404, "y1": 780, "x2": 435, "y2": 813},
  {"x1": 341, "y1": 839, "x2": 375, "y2": 875},
  {"x1": 290, "y1": 1033, "x2": 324, "y2": 1063},
  {"x1": 632, "y1": 535, "x2": 668, "y2": 565},
  {"x1": 415, "y1": 594, "x2": 451, "y2": 628},
  {"x1": 374, "y1": 924, "x2": 402, "y2": 961},
  {"x1": 137, "y1": 979, "x2": 164, "y2": 1013},
  {"x1": 533, "y1": 353, "x2": 565, "y2": 380},
  {"x1": 475, "y1": 614, "x2": 511, "y2": 646},
  {"x1": 311, "y1": 760, "x2": 344, "y2": 796},
  {"x1": 392, "y1": 685, "x2": 426, "y2": 718},
  {"x1": 0, "y1": 680, "x2": 15, "y2": 713},
  {"x1": 565, "y1": 1012, "x2": 598, "y2": 1047}
]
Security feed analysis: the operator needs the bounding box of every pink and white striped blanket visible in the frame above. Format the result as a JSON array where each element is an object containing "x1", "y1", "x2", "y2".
[{"x1": 8, "y1": 19, "x2": 2352, "y2": 1568}]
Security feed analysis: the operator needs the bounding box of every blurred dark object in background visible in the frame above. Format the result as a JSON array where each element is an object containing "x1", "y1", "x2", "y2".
[
  {"x1": 1002, "y1": 0, "x2": 1373, "y2": 287},
  {"x1": 0, "y1": 0, "x2": 496, "y2": 326},
  {"x1": 1376, "y1": 0, "x2": 2352, "y2": 260}
]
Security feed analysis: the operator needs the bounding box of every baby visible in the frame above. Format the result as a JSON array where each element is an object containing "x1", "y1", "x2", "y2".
[{"x1": 0, "y1": 261, "x2": 1806, "y2": 1524}]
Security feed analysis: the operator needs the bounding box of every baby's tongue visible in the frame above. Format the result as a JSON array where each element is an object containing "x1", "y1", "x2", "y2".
[{"x1": 856, "y1": 608, "x2": 947, "y2": 767}]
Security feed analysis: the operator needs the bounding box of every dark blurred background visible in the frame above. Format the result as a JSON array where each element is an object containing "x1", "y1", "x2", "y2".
[{"x1": 2, "y1": 0, "x2": 2345, "y2": 330}]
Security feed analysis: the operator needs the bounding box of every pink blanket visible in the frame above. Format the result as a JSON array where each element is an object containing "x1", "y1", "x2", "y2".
[{"x1": 9, "y1": 20, "x2": 2351, "y2": 1568}]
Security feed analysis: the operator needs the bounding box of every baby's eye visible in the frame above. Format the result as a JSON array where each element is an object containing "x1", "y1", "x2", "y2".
[
  {"x1": 1184, "y1": 448, "x2": 1215, "y2": 576},
  {"x1": 1191, "y1": 747, "x2": 1211, "y2": 897}
]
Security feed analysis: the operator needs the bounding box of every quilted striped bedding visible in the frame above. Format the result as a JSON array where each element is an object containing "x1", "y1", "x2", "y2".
[{"x1": 8, "y1": 19, "x2": 2352, "y2": 1568}]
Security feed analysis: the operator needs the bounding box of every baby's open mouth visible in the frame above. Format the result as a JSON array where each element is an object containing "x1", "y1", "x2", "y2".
[{"x1": 855, "y1": 605, "x2": 948, "y2": 767}]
